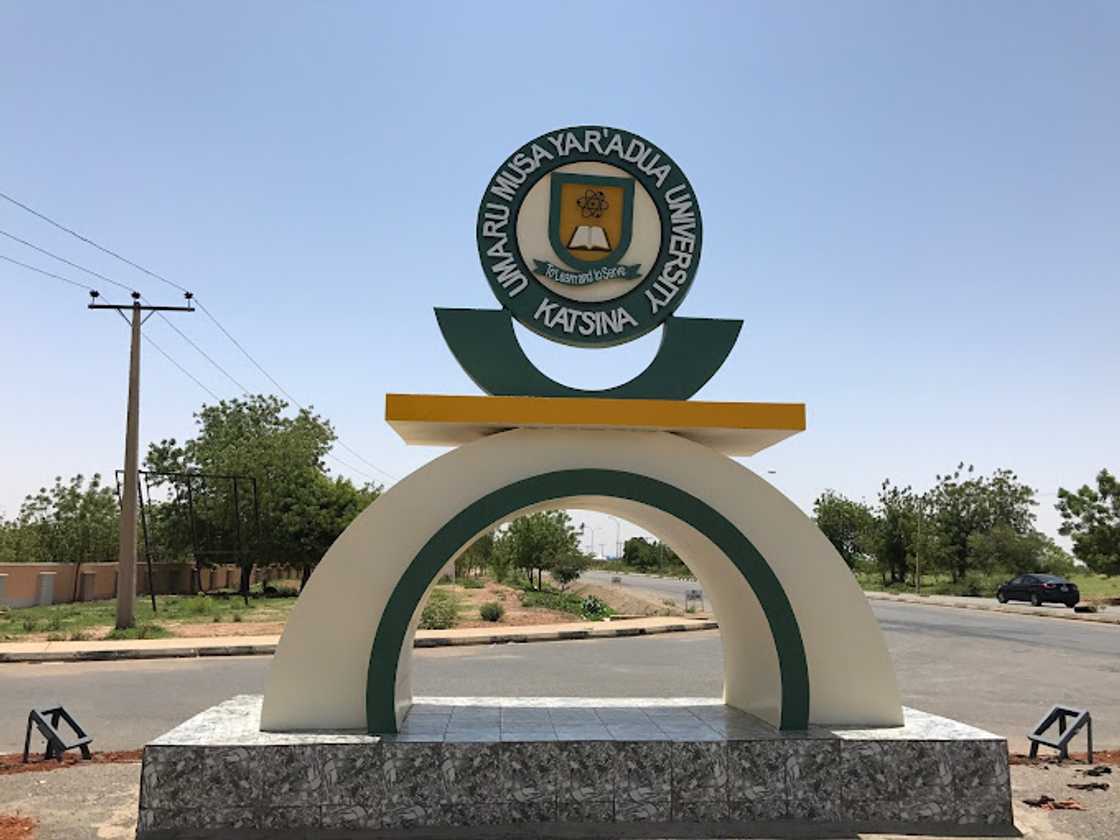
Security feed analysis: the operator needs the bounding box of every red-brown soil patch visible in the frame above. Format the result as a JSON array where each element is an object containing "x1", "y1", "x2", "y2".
[
  {"x1": 0, "y1": 750, "x2": 142, "y2": 776},
  {"x1": 1010, "y1": 749, "x2": 1120, "y2": 766},
  {"x1": 0, "y1": 815, "x2": 36, "y2": 840}
]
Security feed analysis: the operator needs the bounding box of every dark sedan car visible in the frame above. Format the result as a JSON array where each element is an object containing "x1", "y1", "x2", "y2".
[{"x1": 996, "y1": 574, "x2": 1079, "y2": 607}]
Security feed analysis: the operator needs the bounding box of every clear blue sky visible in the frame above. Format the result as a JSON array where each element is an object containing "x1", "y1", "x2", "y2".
[{"x1": 1, "y1": 1, "x2": 1117, "y2": 549}]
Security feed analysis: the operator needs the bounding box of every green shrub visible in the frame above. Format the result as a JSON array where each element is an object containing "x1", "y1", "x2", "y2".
[
  {"x1": 461, "y1": 578, "x2": 485, "y2": 590},
  {"x1": 67, "y1": 630, "x2": 91, "y2": 641},
  {"x1": 479, "y1": 602, "x2": 504, "y2": 622},
  {"x1": 22, "y1": 618, "x2": 38, "y2": 632},
  {"x1": 519, "y1": 589, "x2": 614, "y2": 621},
  {"x1": 46, "y1": 632, "x2": 65, "y2": 641},
  {"x1": 419, "y1": 590, "x2": 459, "y2": 629},
  {"x1": 232, "y1": 612, "x2": 243, "y2": 623},
  {"x1": 580, "y1": 595, "x2": 608, "y2": 618}
]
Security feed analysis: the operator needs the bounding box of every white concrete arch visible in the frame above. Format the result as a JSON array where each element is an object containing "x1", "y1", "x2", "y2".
[{"x1": 261, "y1": 429, "x2": 902, "y2": 732}]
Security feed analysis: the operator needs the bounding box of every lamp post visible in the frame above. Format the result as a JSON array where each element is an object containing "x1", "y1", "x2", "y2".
[{"x1": 607, "y1": 515, "x2": 622, "y2": 559}]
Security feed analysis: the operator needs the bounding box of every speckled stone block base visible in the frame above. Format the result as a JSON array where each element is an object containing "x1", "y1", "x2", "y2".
[{"x1": 137, "y1": 696, "x2": 1013, "y2": 838}]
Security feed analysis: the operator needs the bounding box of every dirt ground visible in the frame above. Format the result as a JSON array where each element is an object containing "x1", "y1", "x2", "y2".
[
  {"x1": 572, "y1": 581, "x2": 689, "y2": 617},
  {"x1": 1, "y1": 757, "x2": 1117, "y2": 840},
  {"x1": 0, "y1": 815, "x2": 35, "y2": 840},
  {"x1": 447, "y1": 577, "x2": 685, "y2": 629}
]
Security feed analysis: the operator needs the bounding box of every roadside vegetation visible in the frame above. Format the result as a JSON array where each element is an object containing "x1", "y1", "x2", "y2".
[
  {"x1": 0, "y1": 395, "x2": 382, "y2": 594},
  {"x1": 816, "y1": 465, "x2": 1120, "y2": 601},
  {"x1": 0, "y1": 589, "x2": 299, "y2": 642}
]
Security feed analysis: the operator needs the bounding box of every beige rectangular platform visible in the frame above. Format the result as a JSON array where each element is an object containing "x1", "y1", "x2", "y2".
[{"x1": 385, "y1": 394, "x2": 805, "y2": 456}]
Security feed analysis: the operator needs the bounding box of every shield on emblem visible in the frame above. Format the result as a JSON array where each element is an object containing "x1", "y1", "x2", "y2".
[{"x1": 548, "y1": 173, "x2": 635, "y2": 270}]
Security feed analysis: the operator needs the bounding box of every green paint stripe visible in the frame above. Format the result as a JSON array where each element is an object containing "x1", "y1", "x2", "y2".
[
  {"x1": 365, "y1": 469, "x2": 810, "y2": 733},
  {"x1": 435, "y1": 309, "x2": 741, "y2": 401}
]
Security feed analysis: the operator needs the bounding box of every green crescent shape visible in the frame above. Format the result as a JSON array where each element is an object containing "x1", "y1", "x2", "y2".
[{"x1": 435, "y1": 308, "x2": 741, "y2": 400}]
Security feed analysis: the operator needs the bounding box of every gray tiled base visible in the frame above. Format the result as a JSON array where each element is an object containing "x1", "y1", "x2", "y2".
[{"x1": 137, "y1": 695, "x2": 1013, "y2": 838}]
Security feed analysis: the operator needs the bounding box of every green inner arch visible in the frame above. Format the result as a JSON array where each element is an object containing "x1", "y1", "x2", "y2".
[{"x1": 365, "y1": 469, "x2": 811, "y2": 732}]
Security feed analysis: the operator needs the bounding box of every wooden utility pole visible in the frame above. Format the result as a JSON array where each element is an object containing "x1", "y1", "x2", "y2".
[{"x1": 89, "y1": 290, "x2": 194, "y2": 629}]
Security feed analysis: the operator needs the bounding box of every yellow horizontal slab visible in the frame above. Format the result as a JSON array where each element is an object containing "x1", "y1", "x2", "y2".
[{"x1": 385, "y1": 394, "x2": 805, "y2": 456}]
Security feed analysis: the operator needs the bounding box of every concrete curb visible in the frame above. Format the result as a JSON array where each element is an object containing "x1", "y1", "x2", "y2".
[
  {"x1": 867, "y1": 591, "x2": 1120, "y2": 626},
  {"x1": 0, "y1": 620, "x2": 719, "y2": 664}
]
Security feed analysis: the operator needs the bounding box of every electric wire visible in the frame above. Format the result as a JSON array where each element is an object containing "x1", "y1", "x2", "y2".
[
  {"x1": 0, "y1": 190, "x2": 189, "y2": 293},
  {"x1": 0, "y1": 252, "x2": 95, "y2": 291},
  {"x1": 0, "y1": 251, "x2": 228, "y2": 401},
  {"x1": 0, "y1": 224, "x2": 251, "y2": 395},
  {"x1": 0, "y1": 227, "x2": 137, "y2": 294},
  {"x1": 1, "y1": 251, "x2": 382, "y2": 482},
  {"x1": 1, "y1": 191, "x2": 398, "y2": 483},
  {"x1": 144, "y1": 333, "x2": 223, "y2": 401}
]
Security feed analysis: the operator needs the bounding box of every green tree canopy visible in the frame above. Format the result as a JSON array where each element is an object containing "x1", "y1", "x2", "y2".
[
  {"x1": 456, "y1": 531, "x2": 496, "y2": 579},
  {"x1": 1057, "y1": 469, "x2": 1120, "y2": 574},
  {"x1": 144, "y1": 395, "x2": 381, "y2": 590},
  {"x1": 0, "y1": 474, "x2": 118, "y2": 567},
  {"x1": 925, "y1": 464, "x2": 1038, "y2": 582},
  {"x1": 812, "y1": 490, "x2": 876, "y2": 569},
  {"x1": 492, "y1": 510, "x2": 582, "y2": 591}
]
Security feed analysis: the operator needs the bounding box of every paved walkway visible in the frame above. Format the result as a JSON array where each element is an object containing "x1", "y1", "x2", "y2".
[
  {"x1": 0, "y1": 615, "x2": 717, "y2": 664},
  {"x1": 867, "y1": 591, "x2": 1120, "y2": 625}
]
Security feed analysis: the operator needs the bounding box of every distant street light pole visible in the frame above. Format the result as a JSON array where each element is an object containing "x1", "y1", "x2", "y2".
[
  {"x1": 607, "y1": 515, "x2": 622, "y2": 559},
  {"x1": 89, "y1": 290, "x2": 194, "y2": 629}
]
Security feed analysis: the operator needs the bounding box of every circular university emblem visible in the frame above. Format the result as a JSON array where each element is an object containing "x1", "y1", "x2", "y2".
[{"x1": 477, "y1": 126, "x2": 703, "y2": 347}]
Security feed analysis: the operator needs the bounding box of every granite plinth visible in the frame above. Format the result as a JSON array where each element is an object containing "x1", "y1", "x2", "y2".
[{"x1": 138, "y1": 695, "x2": 1013, "y2": 838}]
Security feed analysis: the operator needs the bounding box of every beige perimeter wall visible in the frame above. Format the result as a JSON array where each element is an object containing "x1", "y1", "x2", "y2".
[{"x1": 0, "y1": 563, "x2": 298, "y2": 608}]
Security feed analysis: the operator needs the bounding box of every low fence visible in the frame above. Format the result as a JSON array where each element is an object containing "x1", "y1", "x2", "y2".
[{"x1": 0, "y1": 562, "x2": 299, "y2": 608}]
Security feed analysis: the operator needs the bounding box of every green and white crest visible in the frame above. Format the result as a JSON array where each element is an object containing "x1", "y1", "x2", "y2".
[{"x1": 477, "y1": 126, "x2": 703, "y2": 347}]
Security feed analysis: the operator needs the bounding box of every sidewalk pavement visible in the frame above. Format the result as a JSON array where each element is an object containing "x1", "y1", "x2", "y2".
[
  {"x1": 0, "y1": 615, "x2": 718, "y2": 664},
  {"x1": 867, "y1": 590, "x2": 1120, "y2": 625}
]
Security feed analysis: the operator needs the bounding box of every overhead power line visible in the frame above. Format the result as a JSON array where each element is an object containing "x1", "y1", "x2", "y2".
[
  {"x1": 0, "y1": 252, "x2": 96, "y2": 291},
  {"x1": 0, "y1": 190, "x2": 399, "y2": 483},
  {"x1": 0, "y1": 190, "x2": 189, "y2": 293},
  {"x1": 143, "y1": 333, "x2": 222, "y2": 401},
  {"x1": 0, "y1": 224, "x2": 250, "y2": 394},
  {"x1": 0, "y1": 227, "x2": 136, "y2": 294},
  {"x1": 1, "y1": 248, "x2": 384, "y2": 483}
]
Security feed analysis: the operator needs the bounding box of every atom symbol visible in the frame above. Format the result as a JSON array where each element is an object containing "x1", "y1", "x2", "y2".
[{"x1": 577, "y1": 189, "x2": 609, "y2": 219}]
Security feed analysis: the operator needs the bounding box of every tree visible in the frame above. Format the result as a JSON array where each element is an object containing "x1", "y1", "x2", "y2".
[
  {"x1": 145, "y1": 395, "x2": 381, "y2": 592},
  {"x1": 1057, "y1": 469, "x2": 1120, "y2": 574},
  {"x1": 622, "y1": 536, "x2": 658, "y2": 570},
  {"x1": 924, "y1": 465, "x2": 1038, "y2": 583},
  {"x1": 273, "y1": 472, "x2": 380, "y2": 589},
  {"x1": 8, "y1": 474, "x2": 119, "y2": 567},
  {"x1": 871, "y1": 480, "x2": 921, "y2": 585},
  {"x1": 456, "y1": 531, "x2": 495, "y2": 579},
  {"x1": 812, "y1": 490, "x2": 876, "y2": 569},
  {"x1": 621, "y1": 536, "x2": 685, "y2": 574},
  {"x1": 492, "y1": 510, "x2": 580, "y2": 590},
  {"x1": 550, "y1": 548, "x2": 590, "y2": 590}
]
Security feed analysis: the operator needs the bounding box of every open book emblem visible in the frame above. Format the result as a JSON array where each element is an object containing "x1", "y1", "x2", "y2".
[{"x1": 548, "y1": 173, "x2": 635, "y2": 271}]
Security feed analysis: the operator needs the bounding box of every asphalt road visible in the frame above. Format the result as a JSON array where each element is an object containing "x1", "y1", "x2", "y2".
[
  {"x1": 583, "y1": 569, "x2": 704, "y2": 607},
  {"x1": 1, "y1": 600, "x2": 1116, "y2": 754}
]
